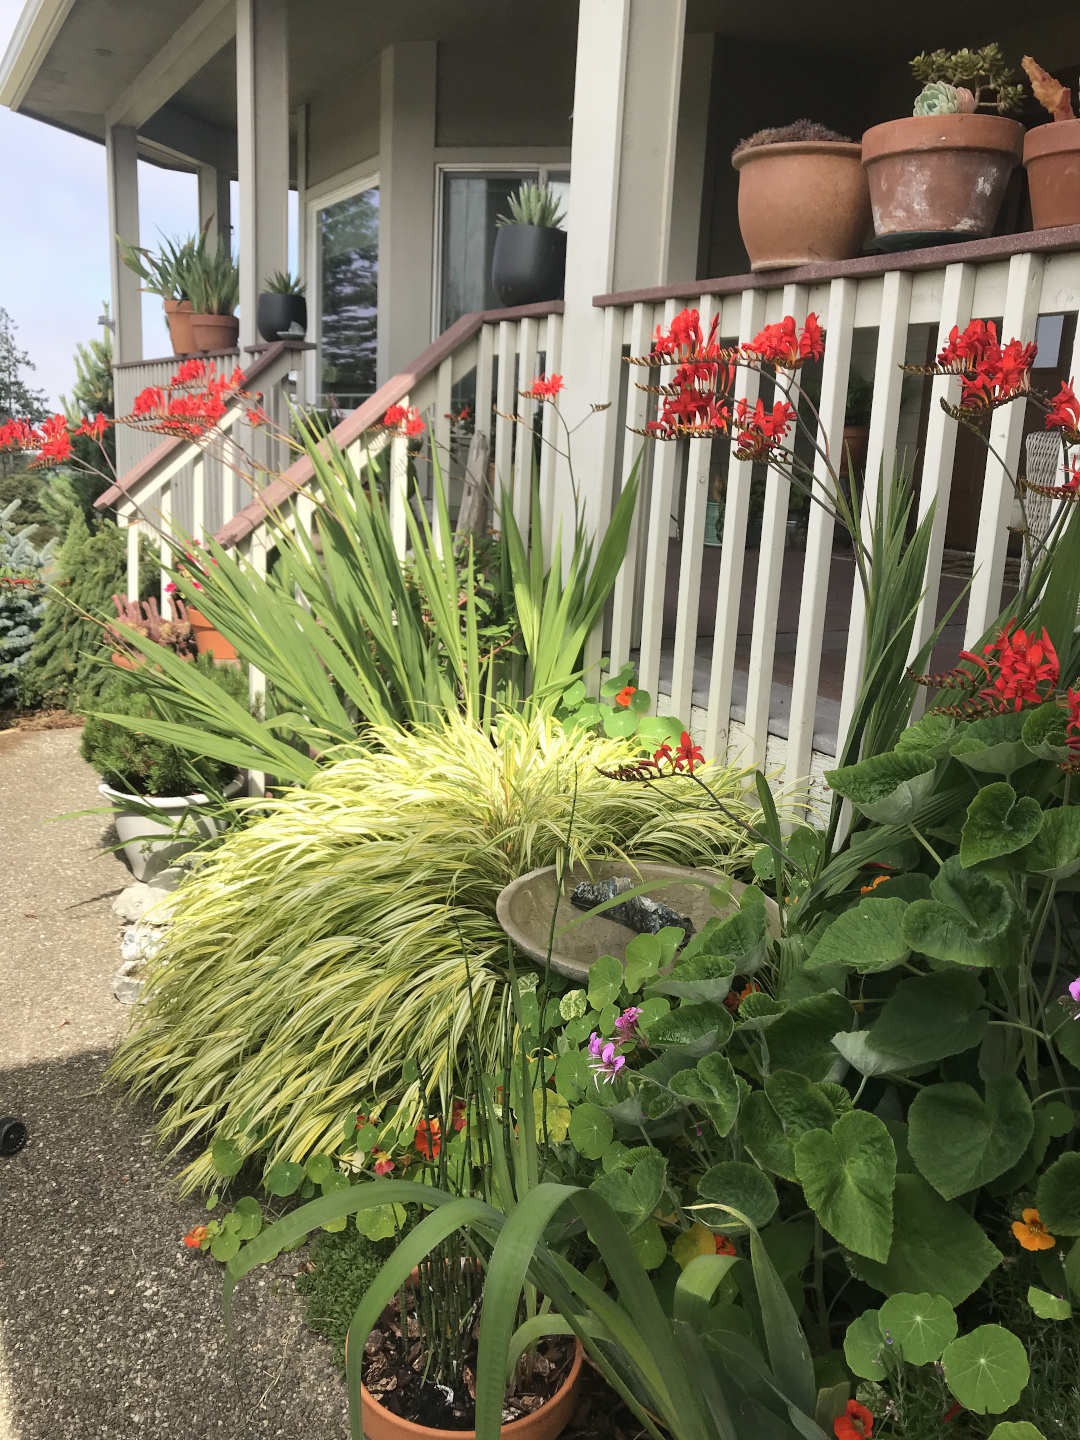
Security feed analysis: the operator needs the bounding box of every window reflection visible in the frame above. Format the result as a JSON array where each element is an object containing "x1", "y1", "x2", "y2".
[{"x1": 318, "y1": 186, "x2": 379, "y2": 411}]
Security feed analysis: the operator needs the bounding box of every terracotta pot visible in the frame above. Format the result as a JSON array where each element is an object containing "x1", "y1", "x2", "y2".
[
  {"x1": 1024, "y1": 119, "x2": 1080, "y2": 230},
  {"x1": 732, "y1": 142, "x2": 871, "y2": 271},
  {"x1": 163, "y1": 299, "x2": 195, "y2": 356},
  {"x1": 355, "y1": 1337, "x2": 584, "y2": 1440},
  {"x1": 861, "y1": 114, "x2": 1024, "y2": 248},
  {"x1": 189, "y1": 313, "x2": 239, "y2": 353},
  {"x1": 840, "y1": 425, "x2": 870, "y2": 481},
  {"x1": 187, "y1": 608, "x2": 238, "y2": 662}
]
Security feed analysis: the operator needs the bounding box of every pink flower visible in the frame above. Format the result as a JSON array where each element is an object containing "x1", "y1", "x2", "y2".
[
  {"x1": 614, "y1": 1007, "x2": 643, "y2": 1043},
  {"x1": 1070, "y1": 977, "x2": 1080, "y2": 1006},
  {"x1": 587, "y1": 1032, "x2": 626, "y2": 1086},
  {"x1": 164, "y1": 582, "x2": 177, "y2": 594}
]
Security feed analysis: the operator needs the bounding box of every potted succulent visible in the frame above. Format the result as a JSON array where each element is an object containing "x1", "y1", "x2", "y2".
[
  {"x1": 732, "y1": 119, "x2": 871, "y2": 270},
  {"x1": 119, "y1": 234, "x2": 201, "y2": 356},
  {"x1": 186, "y1": 239, "x2": 240, "y2": 352},
  {"x1": 256, "y1": 271, "x2": 307, "y2": 343},
  {"x1": 1022, "y1": 55, "x2": 1080, "y2": 229},
  {"x1": 862, "y1": 45, "x2": 1025, "y2": 249},
  {"x1": 491, "y1": 182, "x2": 567, "y2": 307},
  {"x1": 82, "y1": 656, "x2": 247, "y2": 881},
  {"x1": 107, "y1": 594, "x2": 197, "y2": 671}
]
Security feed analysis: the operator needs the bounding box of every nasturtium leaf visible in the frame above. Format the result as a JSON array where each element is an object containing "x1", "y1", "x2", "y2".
[
  {"x1": 355, "y1": 1123, "x2": 380, "y2": 1154},
  {"x1": 877, "y1": 1292, "x2": 958, "y2": 1364},
  {"x1": 1027, "y1": 1285, "x2": 1072, "y2": 1320},
  {"x1": 568, "y1": 702, "x2": 601, "y2": 732},
  {"x1": 206, "y1": 1192, "x2": 220, "y2": 1211},
  {"x1": 1036, "y1": 1152, "x2": 1080, "y2": 1236},
  {"x1": 849, "y1": 1173, "x2": 1003, "y2": 1304},
  {"x1": 959, "y1": 783, "x2": 1044, "y2": 868},
  {"x1": 807, "y1": 897, "x2": 911, "y2": 974},
  {"x1": 628, "y1": 687, "x2": 652, "y2": 715},
  {"x1": 646, "y1": 1001, "x2": 733, "y2": 1051},
  {"x1": 264, "y1": 1159, "x2": 305, "y2": 1197},
  {"x1": 401, "y1": 1059, "x2": 419, "y2": 1083},
  {"x1": 637, "y1": 713, "x2": 683, "y2": 745},
  {"x1": 587, "y1": 954, "x2": 624, "y2": 1010},
  {"x1": 908, "y1": 1077, "x2": 1033, "y2": 1199},
  {"x1": 941, "y1": 1324, "x2": 1029, "y2": 1414},
  {"x1": 233, "y1": 1195, "x2": 263, "y2": 1239},
  {"x1": 793, "y1": 1111, "x2": 896, "y2": 1262},
  {"x1": 1042, "y1": 1101, "x2": 1075, "y2": 1138},
  {"x1": 210, "y1": 1231, "x2": 241, "y2": 1262},
  {"x1": 563, "y1": 1011, "x2": 598, "y2": 1045},
  {"x1": 696, "y1": 1160, "x2": 778, "y2": 1233},
  {"x1": 764, "y1": 1070, "x2": 836, "y2": 1139},
  {"x1": 737, "y1": 1088, "x2": 798, "y2": 1181},
  {"x1": 1022, "y1": 702, "x2": 1071, "y2": 762},
  {"x1": 824, "y1": 750, "x2": 937, "y2": 825},
  {"x1": 603, "y1": 706, "x2": 638, "y2": 738},
  {"x1": 623, "y1": 932, "x2": 662, "y2": 993},
  {"x1": 568, "y1": 1101, "x2": 614, "y2": 1160},
  {"x1": 560, "y1": 679, "x2": 587, "y2": 709},
  {"x1": 844, "y1": 1309, "x2": 886, "y2": 1379},
  {"x1": 304, "y1": 1153, "x2": 334, "y2": 1184},
  {"x1": 987, "y1": 1425, "x2": 1049, "y2": 1440},
  {"x1": 669, "y1": 1053, "x2": 742, "y2": 1136},
  {"x1": 867, "y1": 970, "x2": 989, "y2": 1070},
  {"x1": 636, "y1": 995, "x2": 671, "y2": 1030},
  {"x1": 600, "y1": 663, "x2": 635, "y2": 699},
  {"x1": 555, "y1": 1048, "x2": 590, "y2": 1101},
  {"x1": 903, "y1": 858, "x2": 1016, "y2": 967},
  {"x1": 356, "y1": 1202, "x2": 405, "y2": 1241},
  {"x1": 210, "y1": 1138, "x2": 243, "y2": 1178},
  {"x1": 673, "y1": 1221, "x2": 727, "y2": 1270},
  {"x1": 629, "y1": 1218, "x2": 667, "y2": 1269},
  {"x1": 1022, "y1": 806, "x2": 1080, "y2": 879},
  {"x1": 645, "y1": 952, "x2": 736, "y2": 1004},
  {"x1": 559, "y1": 988, "x2": 588, "y2": 1021},
  {"x1": 896, "y1": 713, "x2": 966, "y2": 759}
]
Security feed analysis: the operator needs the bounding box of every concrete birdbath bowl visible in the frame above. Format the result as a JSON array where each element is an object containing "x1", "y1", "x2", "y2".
[{"x1": 495, "y1": 860, "x2": 777, "y2": 984}]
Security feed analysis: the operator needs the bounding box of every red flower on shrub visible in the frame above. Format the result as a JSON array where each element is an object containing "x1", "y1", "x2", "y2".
[
  {"x1": 743, "y1": 314, "x2": 823, "y2": 369},
  {"x1": 834, "y1": 1399, "x2": 873, "y2": 1439},
  {"x1": 733, "y1": 397, "x2": 796, "y2": 460},
  {"x1": 524, "y1": 373, "x2": 564, "y2": 400},
  {"x1": 1046, "y1": 379, "x2": 1080, "y2": 442},
  {"x1": 74, "y1": 412, "x2": 111, "y2": 442},
  {"x1": 414, "y1": 1118, "x2": 442, "y2": 1161},
  {"x1": 373, "y1": 1151, "x2": 395, "y2": 1175},
  {"x1": 958, "y1": 621, "x2": 1059, "y2": 712}
]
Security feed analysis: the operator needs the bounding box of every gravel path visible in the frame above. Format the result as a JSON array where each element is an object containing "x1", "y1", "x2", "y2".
[{"x1": 0, "y1": 728, "x2": 349, "y2": 1440}]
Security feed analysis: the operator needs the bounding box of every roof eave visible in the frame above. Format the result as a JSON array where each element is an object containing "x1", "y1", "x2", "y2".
[{"x1": 0, "y1": 0, "x2": 78, "y2": 110}]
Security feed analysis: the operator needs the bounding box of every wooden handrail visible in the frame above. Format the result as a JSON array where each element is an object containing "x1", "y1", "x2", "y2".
[
  {"x1": 214, "y1": 300, "x2": 563, "y2": 549},
  {"x1": 591, "y1": 224, "x2": 1080, "y2": 309}
]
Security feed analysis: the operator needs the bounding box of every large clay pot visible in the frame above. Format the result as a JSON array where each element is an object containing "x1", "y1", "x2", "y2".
[
  {"x1": 733, "y1": 141, "x2": 871, "y2": 271},
  {"x1": 187, "y1": 608, "x2": 238, "y2": 662},
  {"x1": 1024, "y1": 119, "x2": 1080, "y2": 230},
  {"x1": 164, "y1": 299, "x2": 195, "y2": 356},
  {"x1": 189, "y1": 313, "x2": 240, "y2": 353},
  {"x1": 840, "y1": 424, "x2": 870, "y2": 482},
  {"x1": 491, "y1": 225, "x2": 567, "y2": 307},
  {"x1": 861, "y1": 114, "x2": 1024, "y2": 249},
  {"x1": 256, "y1": 291, "x2": 307, "y2": 342}
]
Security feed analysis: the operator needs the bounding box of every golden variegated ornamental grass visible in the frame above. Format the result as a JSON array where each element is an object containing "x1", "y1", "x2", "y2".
[{"x1": 109, "y1": 712, "x2": 762, "y2": 1192}]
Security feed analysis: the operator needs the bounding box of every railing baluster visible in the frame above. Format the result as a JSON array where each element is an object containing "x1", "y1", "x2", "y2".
[
  {"x1": 160, "y1": 481, "x2": 173, "y2": 610},
  {"x1": 513, "y1": 316, "x2": 540, "y2": 537},
  {"x1": 836, "y1": 269, "x2": 913, "y2": 754},
  {"x1": 538, "y1": 312, "x2": 562, "y2": 561},
  {"x1": 389, "y1": 414, "x2": 410, "y2": 559},
  {"x1": 192, "y1": 454, "x2": 206, "y2": 540},
  {"x1": 434, "y1": 355, "x2": 454, "y2": 489},
  {"x1": 582, "y1": 302, "x2": 627, "y2": 693},
  {"x1": 475, "y1": 322, "x2": 496, "y2": 455},
  {"x1": 670, "y1": 292, "x2": 720, "y2": 722},
  {"x1": 125, "y1": 510, "x2": 139, "y2": 602},
  {"x1": 965, "y1": 251, "x2": 1047, "y2": 643},
  {"x1": 609, "y1": 303, "x2": 653, "y2": 672},
  {"x1": 493, "y1": 320, "x2": 516, "y2": 513},
  {"x1": 704, "y1": 287, "x2": 767, "y2": 758},
  {"x1": 785, "y1": 277, "x2": 857, "y2": 792},
  {"x1": 743, "y1": 283, "x2": 809, "y2": 768}
]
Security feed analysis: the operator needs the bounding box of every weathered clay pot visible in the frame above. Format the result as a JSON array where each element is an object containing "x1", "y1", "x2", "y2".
[
  {"x1": 189, "y1": 313, "x2": 239, "y2": 353},
  {"x1": 187, "y1": 608, "x2": 238, "y2": 662},
  {"x1": 163, "y1": 299, "x2": 195, "y2": 356},
  {"x1": 840, "y1": 424, "x2": 870, "y2": 482},
  {"x1": 732, "y1": 141, "x2": 871, "y2": 271},
  {"x1": 861, "y1": 114, "x2": 1024, "y2": 247},
  {"x1": 1024, "y1": 119, "x2": 1080, "y2": 230}
]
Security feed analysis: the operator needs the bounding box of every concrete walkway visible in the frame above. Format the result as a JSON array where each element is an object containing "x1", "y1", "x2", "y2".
[{"x1": 0, "y1": 728, "x2": 349, "y2": 1439}]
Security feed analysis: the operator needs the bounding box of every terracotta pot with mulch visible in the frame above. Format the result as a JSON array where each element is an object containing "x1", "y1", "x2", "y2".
[
  {"x1": 733, "y1": 141, "x2": 871, "y2": 271},
  {"x1": 164, "y1": 299, "x2": 196, "y2": 356},
  {"x1": 861, "y1": 114, "x2": 1024, "y2": 249},
  {"x1": 187, "y1": 609, "x2": 238, "y2": 662},
  {"x1": 1024, "y1": 119, "x2": 1080, "y2": 229},
  {"x1": 189, "y1": 313, "x2": 239, "y2": 353}
]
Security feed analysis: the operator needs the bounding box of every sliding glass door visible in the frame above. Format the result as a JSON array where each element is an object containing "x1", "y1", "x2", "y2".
[{"x1": 314, "y1": 183, "x2": 379, "y2": 412}]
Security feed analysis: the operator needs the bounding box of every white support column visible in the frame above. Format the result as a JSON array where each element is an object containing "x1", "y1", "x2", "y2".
[
  {"x1": 126, "y1": 514, "x2": 140, "y2": 602},
  {"x1": 198, "y1": 164, "x2": 232, "y2": 252},
  {"x1": 389, "y1": 417, "x2": 410, "y2": 559},
  {"x1": 236, "y1": 0, "x2": 289, "y2": 350},
  {"x1": 106, "y1": 124, "x2": 142, "y2": 365},
  {"x1": 667, "y1": 35, "x2": 713, "y2": 284},
  {"x1": 555, "y1": 0, "x2": 686, "y2": 537},
  {"x1": 192, "y1": 455, "x2": 207, "y2": 539},
  {"x1": 159, "y1": 483, "x2": 173, "y2": 611},
  {"x1": 246, "y1": 531, "x2": 268, "y2": 797},
  {"x1": 378, "y1": 41, "x2": 436, "y2": 384}
]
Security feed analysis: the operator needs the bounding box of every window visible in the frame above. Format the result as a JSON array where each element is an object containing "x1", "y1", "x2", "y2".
[{"x1": 315, "y1": 185, "x2": 379, "y2": 410}]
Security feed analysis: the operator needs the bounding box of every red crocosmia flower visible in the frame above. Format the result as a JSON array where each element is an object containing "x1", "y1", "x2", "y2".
[
  {"x1": 526, "y1": 373, "x2": 564, "y2": 400},
  {"x1": 133, "y1": 385, "x2": 166, "y2": 416},
  {"x1": 673, "y1": 731, "x2": 704, "y2": 773},
  {"x1": 383, "y1": 403, "x2": 406, "y2": 426},
  {"x1": 373, "y1": 1151, "x2": 395, "y2": 1175},
  {"x1": 182, "y1": 1225, "x2": 208, "y2": 1249},
  {"x1": 614, "y1": 685, "x2": 636, "y2": 707},
  {"x1": 733, "y1": 397, "x2": 795, "y2": 460},
  {"x1": 651, "y1": 307, "x2": 705, "y2": 362},
  {"x1": 834, "y1": 1399, "x2": 873, "y2": 1439},
  {"x1": 1046, "y1": 379, "x2": 1080, "y2": 443},
  {"x1": 404, "y1": 411, "x2": 425, "y2": 437},
  {"x1": 414, "y1": 1118, "x2": 442, "y2": 1161},
  {"x1": 938, "y1": 318, "x2": 997, "y2": 367},
  {"x1": 451, "y1": 1099, "x2": 467, "y2": 1132},
  {"x1": 799, "y1": 313, "x2": 824, "y2": 363},
  {"x1": 1027, "y1": 456, "x2": 1080, "y2": 501},
  {"x1": 74, "y1": 412, "x2": 111, "y2": 442},
  {"x1": 743, "y1": 314, "x2": 823, "y2": 369},
  {"x1": 958, "y1": 621, "x2": 1059, "y2": 712},
  {"x1": 653, "y1": 742, "x2": 674, "y2": 767}
]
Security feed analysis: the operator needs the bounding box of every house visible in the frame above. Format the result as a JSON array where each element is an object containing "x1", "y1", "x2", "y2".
[{"x1": 4, "y1": 0, "x2": 1080, "y2": 791}]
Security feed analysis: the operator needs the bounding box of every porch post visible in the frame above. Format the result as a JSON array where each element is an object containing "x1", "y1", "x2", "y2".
[
  {"x1": 377, "y1": 41, "x2": 436, "y2": 385},
  {"x1": 555, "y1": 0, "x2": 686, "y2": 528},
  {"x1": 106, "y1": 124, "x2": 142, "y2": 364},
  {"x1": 198, "y1": 164, "x2": 232, "y2": 252},
  {"x1": 236, "y1": 0, "x2": 289, "y2": 350}
]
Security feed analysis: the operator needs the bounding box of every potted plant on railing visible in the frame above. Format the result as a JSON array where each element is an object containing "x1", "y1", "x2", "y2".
[
  {"x1": 107, "y1": 594, "x2": 198, "y2": 670},
  {"x1": 256, "y1": 271, "x2": 307, "y2": 343},
  {"x1": 119, "y1": 233, "x2": 202, "y2": 356},
  {"x1": 186, "y1": 240, "x2": 241, "y2": 353},
  {"x1": 732, "y1": 119, "x2": 871, "y2": 271},
  {"x1": 1022, "y1": 55, "x2": 1080, "y2": 230},
  {"x1": 862, "y1": 44, "x2": 1025, "y2": 249},
  {"x1": 491, "y1": 182, "x2": 567, "y2": 307}
]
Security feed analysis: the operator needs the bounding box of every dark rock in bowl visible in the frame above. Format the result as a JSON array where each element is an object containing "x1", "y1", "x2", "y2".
[{"x1": 570, "y1": 876, "x2": 694, "y2": 945}]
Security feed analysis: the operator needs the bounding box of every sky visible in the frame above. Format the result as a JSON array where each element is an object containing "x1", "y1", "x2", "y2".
[{"x1": 0, "y1": 0, "x2": 297, "y2": 412}]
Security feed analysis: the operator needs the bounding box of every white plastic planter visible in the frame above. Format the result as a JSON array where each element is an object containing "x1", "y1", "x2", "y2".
[{"x1": 99, "y1": 776, "x2": 244, "y2": 881}]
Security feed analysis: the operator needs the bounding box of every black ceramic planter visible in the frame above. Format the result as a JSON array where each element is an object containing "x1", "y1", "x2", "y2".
[
  {"x1": 491, "y1": 225, "x2": 567, "y2": 308},
  {"x1": 256, "y1": 292, "x2": 307, "y2": 342}
]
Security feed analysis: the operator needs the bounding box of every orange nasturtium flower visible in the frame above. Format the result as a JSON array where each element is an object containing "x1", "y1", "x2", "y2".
[
  {"x1": 182, "y1": 1225, "x2": 208, "y2": 1249},
  {"x1": 1013, "y1": 1208, "x2": 1055, "y2": 1251},
  {"x1": 714, "y1": 1235, "x2": 737, "y2": 1258},
  {"x1": 614, "y1": 685, "x2": 637, "y2": 707},
  {"x1": 860, "y1": 874, "x2": 889, "y2": 896}
]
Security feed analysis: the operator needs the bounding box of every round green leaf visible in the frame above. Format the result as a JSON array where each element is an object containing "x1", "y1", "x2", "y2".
[
  {"x1": 908, "y1": 1077, "x2": 1033, "y2": 1200},
  {"x1": 1042, "y1": 1101, "x2": 1075, "y2": 1138},
  {"x1": 206, "y1": 1191, "x2": 220, "y2": 1211},
  {"x1": 697, "y1": 1160, "x2": 778, "y2": 1233},
  {"x1": 1027, "y1": 1285, "x2": 1072, "y2": 1320},
  {"x1": 793, "y1": 1111, "x2": 896, "y2": 1263},
  {"x1": 569, "y1": 702, "x2": 601, "y2": 731},
  {"x1": 1022, "y1": 806, "x2": 1080, "y2": 879},
  {"x1": 844, "y1": 1309, "x2": 885, "y2": 1379},
  {"x1": 264, "y1": 1159, "x2": 305, "y2": 1197},
  {"x1": 600, "y1": 663, "x2": 635, "y2": 698},
  {"x1": 210, "y1": 1137, "x2": 243, "y2": 1178},
  {"x1": 987, "y1": 1425, "x2": 1049, "y2": 1440},
  {"x1": 807, "y1": 897, "x2": 911, "y2": 974},
  {"x1": 877, "y1": 1292, "x2": 958, "y2": 1365},
  {"x1": 209, "y1": 1231, "x2": 242, "y2": 1262},
  {"x1": 941, "y1": 1324, "x2": 1030, "y2": 1414},
  {"x1": 629, "y1": 687, "x2": 652, "y2": 715},
  {"x1": 304, "y1": 1152, "x2": 334, "y2": 1184},
  {"x1": 637, "y1": 714, "x2": 684, "y2": 744},
  {"x1": 233, "y1": 1195, "x2": 263, "y2": 1239},
  {"x1": 623, "y1": 933, "x2": 662, "y2": 993},
  {"x1": 559, "y1": 987, "x2": 587, "y2": 1021},
  {"x1": 902, "y1": 859, "x2": 1015, "y2": 967},
  {"x1": 629, "y1": 1218, "x2": 667, "y2": 1269},
  {"x1": 1036, "y1": 1152, "x2": 1080, "y2": 1236},
  {"x1": 952, "y1": 712, "x2": 1033, "y2": 775},
  {"x1": 1022, "y1": 702, "x2": 1070, "y2": 762},
  {"x1": 560, "y1": 680, "x2": 587, "y2": 709},
  {"x1": 959, "y1": 783, "x2": 1044, "y2": 868},
  {"x1": 587, "y1": 954, "x2": 623, "y2": 1010},
  {"x1": 603, "y1": 706, "x2": 638, "y2": 738},
  {"x1": 356, "y1": 1202, "x2": 405, "y2": 1241},
  {"x1": 568, "y1": 1101, "x2": 614, "y2": 1160}
]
